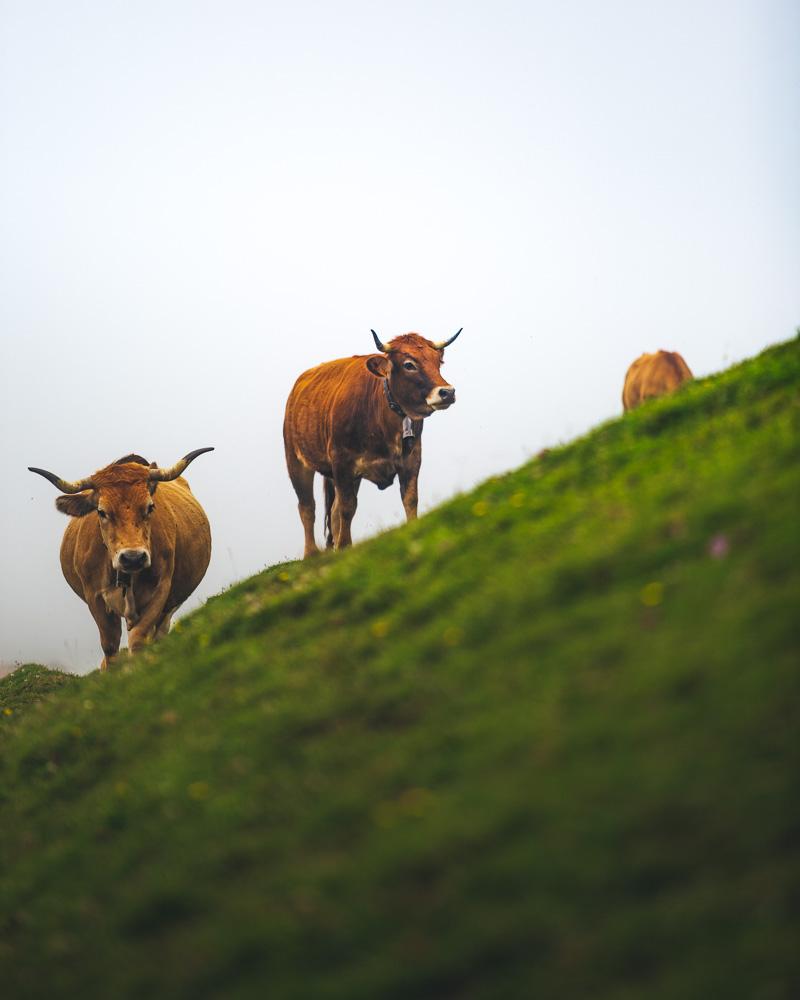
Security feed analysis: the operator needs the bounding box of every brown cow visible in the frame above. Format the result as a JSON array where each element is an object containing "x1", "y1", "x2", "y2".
[
  {"x1": 622, "y1": 351, "x2": 693, "y2": 412},
  {"x1": 29, "y1": 449, "x2": 213, "y2": 669},
  {"x1": 284, "y1": 330, "x2": 461, "y2": 557}
]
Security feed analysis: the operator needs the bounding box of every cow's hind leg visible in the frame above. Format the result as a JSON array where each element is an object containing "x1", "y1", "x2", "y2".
[
  {"x1": 287, "y1": 455, "x2": 319, "y2": 558},
  {"x1": 326, "y1": 477, "x2": 361, "y2": 548},
  {"x1": 155, "y1": 609, "x2": 174, "y2": 639},
  {"x1": 324, "y1": 476, "x2": 335, "y2": 549}
]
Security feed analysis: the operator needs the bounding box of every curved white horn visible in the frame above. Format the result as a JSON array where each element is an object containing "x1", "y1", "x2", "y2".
[
  {"x1": 148, "y1": 447, "x2": 215, "y2": 483},
  {"x1": 28, "y1": 467, "x2": 95, "y2": 493},
  {"x1": 433, "y1": 328, "x2": 463, "y2": 350},
  {"x1": 371, "y1": 329, "x2": 389, "y2": 353}
]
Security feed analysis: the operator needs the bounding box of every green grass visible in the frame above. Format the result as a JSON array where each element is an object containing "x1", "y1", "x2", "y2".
[
  {"x1": 0, "y1": 664, "x2": 78, "y2": 715},
  {"x1": 2, "y1": 337, "x2": 799, "y2": 999}
]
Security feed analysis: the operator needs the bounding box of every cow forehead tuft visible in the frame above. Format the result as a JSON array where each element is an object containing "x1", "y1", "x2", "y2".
[
  {"x1": 387, "y1": 333, "x2": 437, "y2": 354},
  {"x1": 92, "y1": 462, "x2": 152, "y2": 488}
]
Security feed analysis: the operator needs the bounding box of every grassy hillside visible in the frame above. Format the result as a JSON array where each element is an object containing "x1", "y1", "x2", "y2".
[
  {"x1": 0, "y1": 663, "x2": 78, "y2": 713},
  {"x1": 2, "y1": 338, "x2": 799, "y2": 999}
]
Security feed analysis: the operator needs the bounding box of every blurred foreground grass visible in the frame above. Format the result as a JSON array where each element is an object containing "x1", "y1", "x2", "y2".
[{"x1": 1, "y1": 337, "x2": 799, "y2": 998}]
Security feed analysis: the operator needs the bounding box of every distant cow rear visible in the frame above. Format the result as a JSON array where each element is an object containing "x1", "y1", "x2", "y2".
[{"x1": 623, "y1": 351, "x2": 693, "y2": 411}]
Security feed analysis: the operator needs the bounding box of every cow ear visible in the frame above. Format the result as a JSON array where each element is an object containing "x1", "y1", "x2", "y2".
[
  {"x1": 366, "y1": 355, "x2": 390, "y2": 378},
  {"x1": 55, "y1": 493, "x2": 96, "y2": 518}
]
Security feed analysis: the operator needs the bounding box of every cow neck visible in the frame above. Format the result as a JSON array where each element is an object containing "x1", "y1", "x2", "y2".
[
  {"x1": 110, "y1": 568, "x2": 138, "y2": 624},
  {"x1": 382, "y1": 377, "x2": 407, "y2": 419},
  {"x1": 382, "y1": 378, "x2": 416, "y2": 451}
]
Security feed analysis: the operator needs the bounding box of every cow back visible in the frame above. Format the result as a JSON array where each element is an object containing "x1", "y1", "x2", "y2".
[{"x1": 623, "y1": 351, "x2": 693, "y2": 411}]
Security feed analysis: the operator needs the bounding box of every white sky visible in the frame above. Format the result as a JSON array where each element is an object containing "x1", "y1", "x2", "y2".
[{"x1": 1, "y1": 0, "x2": 798, "y2": 673}]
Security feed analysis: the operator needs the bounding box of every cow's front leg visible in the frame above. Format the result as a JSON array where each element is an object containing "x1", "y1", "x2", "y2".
[
  {"x1": 88, "y1": 591, "x2": 122, "y2": 671},
  {"x1": 127, "y1": 561, "x2": 174, "y2": 654},
  {"x1": 398, "y1": 468, "x2": 419, "y2": 521},
  {"x1": 332, "y1": 471, "x2": 359, "y2": 550},
  {"x1": 398, "y1": 447, "x2": 421, "y2": 521}
]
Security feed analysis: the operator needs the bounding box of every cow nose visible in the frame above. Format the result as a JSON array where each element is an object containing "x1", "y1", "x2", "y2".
[
  {"x1": 118, "y1": 549, "x2": 149, "y2": 571},
  {"x1": 438, "y1": 386, "x2": 455, "y2": 402}
]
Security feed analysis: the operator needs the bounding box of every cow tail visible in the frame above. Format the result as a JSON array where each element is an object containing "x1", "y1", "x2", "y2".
[{"x1": 324, "y1": 477, "x2": 335, "y2": 549}]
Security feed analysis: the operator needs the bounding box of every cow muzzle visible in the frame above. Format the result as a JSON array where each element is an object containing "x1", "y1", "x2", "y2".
[
  {"x1": 116, "y1": 548, "x2": 151, "y2": 572},
  {"x1": 427, "y1": 385, "x2": 456, "y2": 410}
]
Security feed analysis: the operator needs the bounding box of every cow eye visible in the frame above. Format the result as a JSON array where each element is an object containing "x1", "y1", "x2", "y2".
[
  {"x1": 97, "y1": 509, "x2": 107, "y2": 520},
  {"x1": 146, "y1": 503, "x2": 155, "y2": 517},
  {"x1": 403, "y1": 360, "x2": 417, "y2": 371}
]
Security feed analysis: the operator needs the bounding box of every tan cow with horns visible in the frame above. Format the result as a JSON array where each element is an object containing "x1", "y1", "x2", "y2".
[
  {"x1": 284, "y1": 329, "x2": 461, "y2": 557},
  {"x1": 29, "y1": 448, "x2": 213, "y2": 669}
]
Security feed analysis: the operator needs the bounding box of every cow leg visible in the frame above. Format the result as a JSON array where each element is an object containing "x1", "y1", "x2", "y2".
[
  {"x1": 127, "y1": 559, "x2": 174, "y2": 654},
  {"x1": 128, "y1": 594, "x2": 170, "y2": 653},
  {"x1": 331, "y1": 471, "x2": 359, "y2": 550},
  {"x1": 398, "y1": 468, "x2": 420, "y2": 521},
  {"x1": 398, "y1": 446, "x2": 422, "y2": 521},
  {"x1": 88, "y1": 593, "x2": 121, "y2": 671},
  {"x1": 324, "y1": 476, "x2": 336, "y2": 549},
  {"x1": 287, "y1": 457, "x2": 319, "y2": 558},
  {"x1": 329, "y1": 477, "x2": 361, "y2": 547},
  {"x1": 155, "y1": 609, "x2": 174, "y2": 639}
]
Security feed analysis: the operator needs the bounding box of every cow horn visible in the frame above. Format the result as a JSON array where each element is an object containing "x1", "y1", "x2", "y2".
[
  {"x1": 371, "y1": 329, "x2": 389, "y2": 353},
  {"x1": 148, "y1": 447, "x2": 215, "y2": 483},
  {"x1": 433, "y1": 328, "x2": 463, "y2": 350},
  {"x1": 28, "y1": 467, "x2": 95, "y2": 494}
]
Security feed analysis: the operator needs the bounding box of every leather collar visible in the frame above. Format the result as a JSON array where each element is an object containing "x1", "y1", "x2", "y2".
[
  {"x1": 383, "y1": 377, "x2": 407, "y2": 419},
  {"x1": 383, "y1": 378, "x2": 416, "y2": 451}
]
